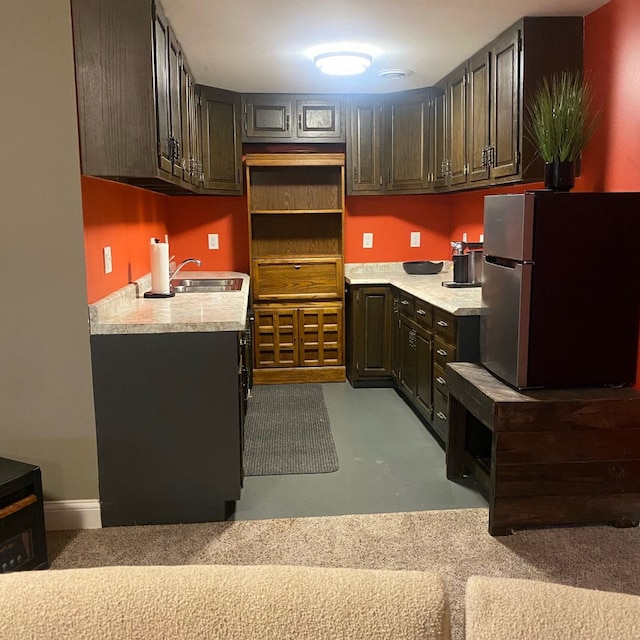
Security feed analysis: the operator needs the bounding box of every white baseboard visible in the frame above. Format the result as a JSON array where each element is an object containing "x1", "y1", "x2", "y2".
[{"x1": 44, "y1": 499, "x2": 102, "y2": 530}]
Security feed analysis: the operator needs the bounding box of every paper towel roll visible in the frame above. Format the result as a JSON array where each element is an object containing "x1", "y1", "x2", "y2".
[{"x1": 150, "y1": 241, "x2": 170, "y2": 295}]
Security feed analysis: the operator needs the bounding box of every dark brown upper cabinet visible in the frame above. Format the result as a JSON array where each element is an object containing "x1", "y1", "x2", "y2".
[
  {"x1": 434, "y1": 63, "x2": 468, "y2": 191},
  {"x1": 386, "y1": 89, "x2": 433, "y2": 193},
  {"x1": 407, "y1": 16, "x2": 584, "y2": 195},
  {"x1": 346, "y1": 97, "x2": 384, "y2": 194},
  {"x1": 346, "y1": 90, "x2": 433, "y2": 195},
  {"x1": 198, "y1": 86, "x2": 243, "y2": 194},
  {"x1": 242, "y1": 95, "x2": 344, "y2": 143},
  {"x1": 71, "y1": 0, "x2": 242, "y2": 196}
]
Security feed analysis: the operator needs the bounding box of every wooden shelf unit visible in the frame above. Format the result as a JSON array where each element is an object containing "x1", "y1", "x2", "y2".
[{"x1": 246, "y1": 153, "x2": 346, "y2": 384}]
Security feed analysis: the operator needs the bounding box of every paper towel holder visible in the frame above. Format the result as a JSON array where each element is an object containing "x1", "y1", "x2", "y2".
[{"x1": 143, "y1": 291, "x2": 175, "y2": 299}]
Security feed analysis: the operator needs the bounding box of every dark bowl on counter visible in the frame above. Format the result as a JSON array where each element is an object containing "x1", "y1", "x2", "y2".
[{"x1": 402, "y1": 261, "x2": 444, "y2": 275}]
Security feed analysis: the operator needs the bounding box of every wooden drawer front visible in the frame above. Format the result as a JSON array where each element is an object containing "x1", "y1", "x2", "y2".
[
  {"x1": 433, "y1": 308, "x2": 457, "y2": 343},
  {"x1": 415, "y1": 299, "x2": 432, "y2": 331},
  {"x1": 399, "y1": 292, "x2": 415, "y2": 319},
  {"x1": 253, "y1": 259, "x2": 342, "y2": 300},
  {"x1": 433, "y1": 362, "x2": 448, "y2": 397},
  {"x1": 433, "y1": 335, "x2": 457, "y2": 370},
  {"x1": 432, "y1": 390, "x2": 449, "y2": 442}
]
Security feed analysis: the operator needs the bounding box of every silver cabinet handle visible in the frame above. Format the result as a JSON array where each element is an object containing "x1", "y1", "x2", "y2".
[
  {"x1": 293, "y1": 264, "x2": 301, "y2": 269},
  {"x1": 416, "y1": 309, "x2": 427, "y2": 316},
  {"x1": 436, "y1": 376, "x2": 446, "y2": 385},
  {"x1": 437, "y1": 320, "x2": 448, "y2": 327},
  {"x1": 285, "y1": 114, "x2": 290, "y2": 130},
  {"x1": 436, "y1": 349, "x2": 448, "y2": 357},
  {"x1": 401, "y1": 300, "x2": 410, "y2": 305},
  {"x1": 436, "y1": 411, "x2": 447, "y2": 420}
]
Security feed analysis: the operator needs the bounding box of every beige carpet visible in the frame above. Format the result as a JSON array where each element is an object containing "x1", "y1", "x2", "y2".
[{"x1": 46, "y1": 508, "x2": 640, "y2": 640}]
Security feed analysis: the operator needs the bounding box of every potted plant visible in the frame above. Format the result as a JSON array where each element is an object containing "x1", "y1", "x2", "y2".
[{"x1": 526, "y1": 70, "x2": 600, "y2": 191}]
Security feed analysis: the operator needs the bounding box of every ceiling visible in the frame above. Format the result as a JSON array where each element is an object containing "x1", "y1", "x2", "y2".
[{"x1": 160, "y1": 0, "x2": 609, "y2": 95}]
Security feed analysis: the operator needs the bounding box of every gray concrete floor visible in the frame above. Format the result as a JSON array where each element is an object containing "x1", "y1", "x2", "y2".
[{"x1": 229, "y1": 382, "x2": 487, "y2": 521}]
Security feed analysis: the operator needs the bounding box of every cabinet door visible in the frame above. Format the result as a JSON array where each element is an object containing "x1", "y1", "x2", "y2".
[
  {"x1": 252, "y1": 258, "x2": 342, "y2": 301},
  {"x1": 153, "y1": 4, "x2": 172, "y2": 175},
  {"x1": 296, "y1": 99, "x2": 344, "y2": 141},
  {"x1": 243, "y1": 95, "x2": 293, "y2": 140},
  {"x1": 299, "y1": 305, "x2": 343, "y2": 367},
  {"x1": 415, "y1": 327, "x2": 433, "y2": 418},
  {"x1": 352, "y1": 287, "x2": 393, "y2": 379},
  {"x1": 391, "y1": 291, "x2": 401, "y2": 384},
  {"x1": 254, "y1": 307, "x2": 298, "y2": 368},
  {"x1": 347, "y1": 98, "x2": 383, "y2": 194},
  {"x1": 168, "y1": 29, "x2": 182, "y2": 177},
  {"x1": 467, "y1": 49, "x2": 491, "y2": 184},
  {"x1": 199, "y1": 85, "x2": 243, "y2": 194},
  {"x1": 399, "y1": 318, "x2": 417, "y2": 398},
  {"x1": 432, "y1": 84, "x2": 448, "y2": 191},
  {"x1": 447, "y1": 63, "x2": 468, "y2": 188},
  {"x1": 490, "y1": 27, "x2": 520, "y2": 180},
  {"x1": 179, "y1": 57, "x2": 192, "y2": 184},
  {"x1": 386, "y1": 90, "x2": 431, "y2": 192}
]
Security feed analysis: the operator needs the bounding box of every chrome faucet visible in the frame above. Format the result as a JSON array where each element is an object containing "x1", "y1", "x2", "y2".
[{"x1": 170, "y1": 257, "x2": 202, "y2": 282}]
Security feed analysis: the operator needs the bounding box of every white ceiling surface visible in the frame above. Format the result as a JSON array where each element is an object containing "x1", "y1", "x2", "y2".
[{"x1": 161, "y1": 0, "x2": 609, "y2": 95}]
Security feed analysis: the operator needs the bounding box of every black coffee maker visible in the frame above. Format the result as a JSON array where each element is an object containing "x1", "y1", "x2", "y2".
[{"x1": 443, "y1": 240, "x2": 484, "y2": 288}]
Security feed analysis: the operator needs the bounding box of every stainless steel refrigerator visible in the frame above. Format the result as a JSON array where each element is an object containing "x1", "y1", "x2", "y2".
[{"x1": 480, "y1": 191, "x2": 640, "y2": 389}]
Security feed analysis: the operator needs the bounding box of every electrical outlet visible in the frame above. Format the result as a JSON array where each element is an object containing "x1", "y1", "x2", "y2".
[
  {"x1": 410, "y1": 231, "x2": 421, "y2": 247},
  {"x1": 363, "y1": 232, "x2": 374, "y2": 249},
  {"x1": 103, "y1": 246, "x2": 112, "y2": 274},
  {"x1": 208, "y1": 233, "x2": 219, "y2": 250}
]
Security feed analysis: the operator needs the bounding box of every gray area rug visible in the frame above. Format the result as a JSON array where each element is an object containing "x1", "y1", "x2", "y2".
[
  {"x1": 46, "y1": 508, "x2": 640, "y2": 640},
  {"x1": 243, "y1": 383, "x2": 339, "y2": 476}
]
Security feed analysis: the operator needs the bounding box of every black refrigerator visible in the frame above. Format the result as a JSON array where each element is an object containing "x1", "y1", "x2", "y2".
[{"x1": 480, "y1": 191, "x2": 640, "y2": 389}]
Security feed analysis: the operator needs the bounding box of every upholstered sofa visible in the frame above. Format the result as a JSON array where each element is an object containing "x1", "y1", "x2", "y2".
[{"x1": 2, "y1": 564, "x2": 639, "y2": 639}]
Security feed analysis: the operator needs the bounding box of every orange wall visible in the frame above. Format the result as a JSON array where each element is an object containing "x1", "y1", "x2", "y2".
[
  {"x1": 166, "y1": 195, "x2": 250, "y2": 272},
  {"x1": 344, "y1": 194, "x2": 451, "y2": 262},
  {"x1": 82, "y1": 177, "x2": 168, "y2": 303}
]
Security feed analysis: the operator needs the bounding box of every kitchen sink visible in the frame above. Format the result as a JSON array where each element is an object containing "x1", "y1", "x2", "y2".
[{"x1": 172, "y1": 278, "x2": 243, "y2": 293}]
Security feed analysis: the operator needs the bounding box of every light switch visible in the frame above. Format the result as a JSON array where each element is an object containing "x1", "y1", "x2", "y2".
[
  {"x1": 410, "y1": 231, "x2": 421, "y2": 247},
  {"x1": 363, "y1": 232, "x2": 374, "y2": 249},
  {"x1": 103, "y1": 246, "x2": 112, "y2": 274},
  {"x1": 208, "y1": 233, "x2": 219, "y2": 250}
]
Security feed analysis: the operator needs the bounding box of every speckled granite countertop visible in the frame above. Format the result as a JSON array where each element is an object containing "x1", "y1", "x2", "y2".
[
  {"x1": 345, "y1": 262, "x2": 482, "y2": 316},
  {"x1": 89, "y1": 271, "x2": 250, "y2": 335}
]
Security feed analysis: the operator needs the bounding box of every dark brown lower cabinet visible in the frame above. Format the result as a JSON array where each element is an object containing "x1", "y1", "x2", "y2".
[
  {"x1": 90, "y1": 331, "x2": 244, "y2": 526},
  {"x1": 347, "y1": 284, "x2": 480, "y2": 446},
  {"x1": 346, "y1": 286, "x2": 394, "y2": 387}
]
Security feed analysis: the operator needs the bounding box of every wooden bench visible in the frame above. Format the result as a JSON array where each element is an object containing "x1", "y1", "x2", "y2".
[{"x1": 445, "y1": 362, "x2": 640, "y2": 536}]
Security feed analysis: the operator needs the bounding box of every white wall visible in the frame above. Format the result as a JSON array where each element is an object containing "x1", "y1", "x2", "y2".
[{"x1": 0, "y1": 0, "x2": 99, "y2": 501}]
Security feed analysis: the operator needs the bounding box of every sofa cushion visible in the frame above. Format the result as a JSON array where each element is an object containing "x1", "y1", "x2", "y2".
[
  {"x1": 466, "y1": 576, "x2": 640, "y2": 640},
  {"x1": 0, "y1": 564, "x2": 450, "y2": 640}
]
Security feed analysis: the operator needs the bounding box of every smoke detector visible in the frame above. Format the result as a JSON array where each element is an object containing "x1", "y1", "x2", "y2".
[{"x1": 377, "y1": 68, "x2": 414, "y2": 80}]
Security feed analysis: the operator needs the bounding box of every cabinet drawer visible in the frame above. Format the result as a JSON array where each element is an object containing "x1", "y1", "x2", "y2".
[
  {"x1": 415, "y1": 299, "x2": 432, "y2": 330},
  {"x1": 253, "y1": 258, "x2": 342, "y2": 300},
  {"x1": 433, "y1": 363, "x2": 448, "y2": 397},
  {"x1": 433, "y1": 335, "x2": 457, "y2": 369},
  {"x1": 432, "y1": 390, "x2": 449, "y2": 442},
  {"x1": 433, "y1": 308, "x2": 457, "y2": 343},
  {"x1": 399, "y1": 292, "x2": 415, "y2": 319}
]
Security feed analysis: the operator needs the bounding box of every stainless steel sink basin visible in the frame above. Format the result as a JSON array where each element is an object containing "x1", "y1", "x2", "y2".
[{"x1": 172, "y1": 278, "x2": 243, "y2": 293}]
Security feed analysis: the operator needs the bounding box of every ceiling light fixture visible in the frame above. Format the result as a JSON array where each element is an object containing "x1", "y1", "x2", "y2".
[
  {"x1": 306, "y1": 43, "x2": 382, "y2": 77},
  {"x1": 314, "y1": 51, "x2": 373, "y2": 76}
]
